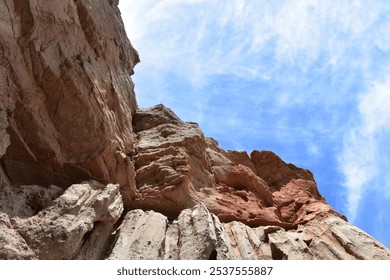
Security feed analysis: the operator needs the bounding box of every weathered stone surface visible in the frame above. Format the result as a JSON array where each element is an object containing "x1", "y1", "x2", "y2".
[
  {"x1": 251, "y1": 150, "x2": 345, "y2": 226},
  {"x1": 0, "y1": 212, "x2": 36, "y2": 260},
  {"x1": 176, "y1": 203, "x2": 218, "y2": 259},
  {"x1": 109, "y1": 209, "x2": 168, "y2": 260},
  {"x1": 0, "y1": 183, "x2": 63, "y2": 217},
  {"x1": 105, "y1": 204, "x2": 390, "y2": 260},
  {"x1": 325, "y1": 216, "x2": 390, "y2": 260},
  {"x1": 10, "y1": 181, "x2": 123, "y2": 259},
  {"x1": 268, "y1": 229, "x2": 314, "y2": 260},
  {"x1": 131, "y1": 105, "x2": 214, "y2": 217},
  {"x1": 0, "y1": 102, "x2": 10, "y2": 158},
  {"x1": 0, "y1": 0, "x2": 139, "y2": 200},
  {"x1": 131, "y1": 104, "x2": 340, "y2": 230}
]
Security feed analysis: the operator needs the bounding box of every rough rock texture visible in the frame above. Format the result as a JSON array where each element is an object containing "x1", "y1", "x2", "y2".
[
  {"x1": 0, "y1": 212, "x2": 36, "y2": 259},
  {"x1": 107, "y1": 204, "x2": 390, "y2": 260},
  {"x1": 2, "y1": 180, "x2": 123, "y2": 259},
  {"x1": 131, "y1": 104, "x2": 340, "y2": 229},
  {"x1": 109, "y1": 209, "x2": 168, "y2": 260},
  {"x1": 0, "y1": 0, "x2": 139, "y2": 203},
  {"x1": 1, "y1": 0, "x2": 389, "y2": 260}
]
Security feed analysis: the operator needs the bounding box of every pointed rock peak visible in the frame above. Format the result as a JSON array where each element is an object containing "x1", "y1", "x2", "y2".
[
  {"x1": 133, "y1": 104, "x2": 184, "y2": 132},
  {"x1": 251, "y1": 150, "x2": 315, "y2": 192}
]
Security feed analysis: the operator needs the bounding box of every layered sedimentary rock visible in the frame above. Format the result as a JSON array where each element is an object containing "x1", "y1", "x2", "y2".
[
  {"x1": 1, "y1": 0, "x2": 389, "y2": 260},
  {"x1": 131, "y1": 104, "x2": 340, "y2": 230}
]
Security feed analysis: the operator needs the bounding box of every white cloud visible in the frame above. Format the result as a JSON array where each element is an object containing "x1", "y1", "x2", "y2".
[
  {"x1": 120, "y1": 0, "x2": 387, "y2": 90},
  {"x1": 339, "y1": 77, "x2": 390, "y2": 221}
]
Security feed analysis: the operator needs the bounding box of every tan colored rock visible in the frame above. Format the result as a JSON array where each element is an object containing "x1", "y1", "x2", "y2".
[
  {"x1": 109, "y1": 209, "x2": 168, "y2": 260},
  {"x1": 326, "y1": 216, "x2": 390, "y2": 259},
  {"x1": 163, "y1": 220, "x2": 180, "y2": 260},
  {"x1": 0, "y1": 212, "x2": 36, "y2": 260},
  {"x1": 0, "y1": 183, "x2": 63, "y2": 217},
  {"x1": 132, "y1": 105, "x2": 279, "y2": 227},
  {"x1": 132, "y1": 104, "x2": 215, "y2": 217},
  {"x1": 223, "y1": 222, "x2": 260, "y2": 260},
  {"x1": 268, "y1": 229, "x2": 314, "y2": 260},
  {"x1": 72, "y1": 221, "x2": 116, "y2": 260},
  {"x1": 0, "y1": 105, "x2": 10, "y2": 158},
  {"x1": 176, "y1": 203, "x2": 218, "y2": 259},
  {"x1": 11, "y1": 181, "x2": 123, "y2": 259},
  {"x1": 106, "y1": 204, "x2": 390, "y2": 260}
]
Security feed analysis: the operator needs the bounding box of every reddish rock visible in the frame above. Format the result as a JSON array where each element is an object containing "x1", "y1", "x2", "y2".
[
  {"x1": 251, "y1": 150, "x2": 345, "y2": 225},
  {"x1": 0, "y1": 0, "x2": 139, "y2": 198},
  {"x1": 131, "y1": 104, "x2": 340, "y2": 229}
]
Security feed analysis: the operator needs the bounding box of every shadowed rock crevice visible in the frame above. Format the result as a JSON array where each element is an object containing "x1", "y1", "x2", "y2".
[
  {"x1": 270, "y1": 243, "x2": 287, "y2": 260},
  {"x1": 208, "y1": 249, "x2": 218, "y2": 260},
  {"x1": 14, "y1": 0, "x2": 34, "y2": 38}
]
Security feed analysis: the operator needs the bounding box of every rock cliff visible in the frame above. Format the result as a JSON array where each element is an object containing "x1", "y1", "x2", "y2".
[{"x1": 1, "y1": 0, "x2": 389, "y2": 260}]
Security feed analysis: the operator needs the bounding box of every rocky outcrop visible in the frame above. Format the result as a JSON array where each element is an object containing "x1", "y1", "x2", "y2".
[
  {"x1": 108, "y1": 204, "x2": 390, "y2": 260},
  {"x1": 1, "y1": 180, "x2": 123, "y2": 260},
  {"x1": 1, "y1": 0, "x2": 389, "y2": 260},
  {"x1": 0, "y1": 0, "x2": 139, "y2": 204},
  {"x1": 131, "y1": 104, "x2": 341, "y2": 229}
]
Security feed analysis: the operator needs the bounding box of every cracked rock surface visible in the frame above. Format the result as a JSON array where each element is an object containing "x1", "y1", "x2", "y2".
[
  {"x1": 108, "y1": 204, "x2": 390, "y2": 260},
  {"x1": 1, "y1": 180, "x2": 123, "y2": 259}
]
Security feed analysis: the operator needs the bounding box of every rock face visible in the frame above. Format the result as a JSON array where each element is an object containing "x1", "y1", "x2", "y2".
[
  {"x1": 1, "y1": 180, "x2": 123, "y2": 259},
  {"x1": 0, "y1": 0, "x2": 139, "y2": 200},
  {"x1": 108, "y1": 204, "x2": 390, "y2": 260},
  {"x1": 0, "y1": 0, "x2": 389, "y2": 260},
  {"x1": 131, "y1": 104, "x2": 340, "y2": 229}
]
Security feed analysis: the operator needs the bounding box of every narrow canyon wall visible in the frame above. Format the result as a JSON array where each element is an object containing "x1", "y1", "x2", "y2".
[{"x1": 0, "y1": 0, "x2": 389, "y2": 260}]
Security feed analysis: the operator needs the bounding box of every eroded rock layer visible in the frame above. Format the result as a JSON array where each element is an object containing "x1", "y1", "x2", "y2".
[
  {"x1": 131, "y1": 104, "x2": 341, "y2": 229},
  {"x1": 1, "y1": 0, "x2": 389, "y2": 260}
]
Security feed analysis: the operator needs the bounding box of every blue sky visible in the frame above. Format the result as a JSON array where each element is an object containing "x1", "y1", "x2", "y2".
[{"x1": 119, "y1": 0, "x2": 390, "y2": 247}]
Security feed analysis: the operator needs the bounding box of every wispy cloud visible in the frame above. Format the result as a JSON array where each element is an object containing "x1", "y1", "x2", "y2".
[
  {"x1": 339, "y1": 76, "x2": 390, "y2": 221},
  {"x1": 120, "y1": 0, "x2": 389, "y2": 102}
]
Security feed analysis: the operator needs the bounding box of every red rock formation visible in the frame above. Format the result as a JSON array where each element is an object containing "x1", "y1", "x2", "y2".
[{"x1": 131, "y1": 104, "x2": 342, "y2": 229}]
